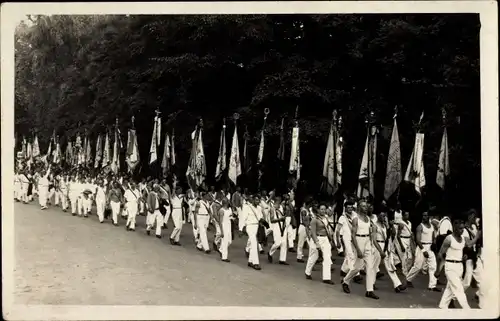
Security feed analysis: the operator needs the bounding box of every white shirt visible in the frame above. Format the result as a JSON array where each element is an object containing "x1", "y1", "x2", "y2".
[
  {"x1": 445, "y1": 235, "x2": 465, "y2": 261},
  {"x1": 124, "y1": 189, "x2": 140, "y2": 204},
  {"x1": 243, "y1": 204, "x2": 263, "y2": 226},
  {"x1": 171, "y1": 195, "x2": 183, "y2": 210},
  {"x1": 420, "y1": 223, "x2": 434, "y2": 244},
  {"x1": 438, "y1": 217, "x2": 453, "y2": 236},
  {"x1": 339, "y1": 212, "x2": 357, "y2": 236},
  {"x1": 198, "y1": 200, "x2": 210, "y2": 215}
]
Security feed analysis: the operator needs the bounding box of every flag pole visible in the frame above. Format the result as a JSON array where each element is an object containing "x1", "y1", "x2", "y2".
[
  {"x1": 393, "y1": 106, "x2": 401, "y2": 204},
  {"x1": 154, "y1": 109, "x2": 161, "y2": 179}
]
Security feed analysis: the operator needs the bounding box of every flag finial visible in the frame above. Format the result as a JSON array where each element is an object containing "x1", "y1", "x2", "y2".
[
  {"x1": 233, "y1": 113, "x2": 239, "y2": 122},
  {"x1": 264, "y1": 108, "x2": 270, "y2": 120},
  {"x1": 333, "y1": 109, "x2": 338, "y2": 121},
  {"x1": 115, "y1": 117, "x2": 119, "y2": 126},
  {"x1": 394, "y1": 105, "x2": 398, "y2": 119},
  {"x1": 223, "y1": 117, "x2": 226, "y2": 128},
  {"x1": 131, "y1": 116, "x2": 135, "y2": 127}
]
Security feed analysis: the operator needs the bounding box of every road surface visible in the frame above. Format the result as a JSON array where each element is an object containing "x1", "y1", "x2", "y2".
[{"x1": 13, "y1": 201, "x2": 479, "y2": 308}]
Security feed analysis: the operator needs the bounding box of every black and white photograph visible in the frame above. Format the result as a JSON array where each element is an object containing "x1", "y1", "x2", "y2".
[{"x1": 1, "y1": 1, "x2": 498, "y2": 320}]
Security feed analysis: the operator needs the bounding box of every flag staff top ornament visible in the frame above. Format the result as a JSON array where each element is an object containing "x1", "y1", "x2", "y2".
[
  {"x1": 223, "y1": 117, "x2": 226, "y2": 129},
  {"x1": 263, "y1": 107, "x2": 270, "y2": 124},
  {"x1": 394, "y1": 105, "x2": 398, "y2": 119},
  {"x1": 131, "y1": 115, "x2": 135, "y2": 129},
  {"x1": 366, "y1": 110, "x2": 377, "y2": 134},
  {"x1": 294, "y1": 105, "x2": 299, "y2": 125},
  {"x1": 442, "y1": 108, "x2": 447, "y2": 126}
]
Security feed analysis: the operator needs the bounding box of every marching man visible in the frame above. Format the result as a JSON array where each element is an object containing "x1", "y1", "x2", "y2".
[
  {"x1": 267, "y1": 195, "x2": 290, "y2": 265},
  {"x1": 124, "y1": 181, "x2": 141, "y2": 231}
]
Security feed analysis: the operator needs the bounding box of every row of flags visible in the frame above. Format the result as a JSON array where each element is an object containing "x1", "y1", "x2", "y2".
[
  {"x1": 17, "y1": 109, "x2": 451, "y2": 200},
  {"x1": 357, "y1": 111, "x2": 450, "y2": 202}
]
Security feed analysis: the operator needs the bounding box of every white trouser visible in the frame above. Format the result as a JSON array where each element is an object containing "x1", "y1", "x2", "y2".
[
  {"x1": 59, "y1": 191, "x2": 68, "y2": 210},
  {"x1": 121, "y1": 203, "x2": 128, "y2": 217},
  {"x1": 335, "y1": 227, "x2": 344, "y2": 253},
  {"x1": 472, "y1": 256, "x2": 484, "y2": 308},
  {"x1": 196, "y1": 214, "x2": 210, "y2": 251},
  {"x1": 269, "y1": 223, "x2": 288, "y2": 262},
  {"x1": 439, "y1": 262, "x2": 470, "y2": 309},
  {"x1": 343, "y1": 236, "x2": 375, "y2": 291},
  {"x1": 287, "y1": 225, "x2": 296, "y2": 248},
  {"x1": 372, "y1": 242, "x2": 402, "y2": 289},
  {"x1": 53, "y1": 189, "x2": 60, "y2": 206},
  {"x1": 146, "y1": 210, "x2": 163, "y2": 236},
  {"x1": 305, "y1": 236, "x2": 332, "y2": 281},
  {"x1": 77, "y1": 196, "x2": 85, "y2": 215},
  {"x1": 39, "y1": 187, "x2": 48, "y2": 207},
  {"x1": 397, "y1": 237, "x2": 413, "y2": 276},
  {"x1": 246, "y1": 224, "x2": 260, "y2": 265},
  {"x1": 83, "y1": 197, "x2": 92, "y2": 214},
  {"x1": 407, "y1": 244, "x2": 437, "y2": 288},
  {"x1": 189, "y1": 211, "x2": 199, "y2": 241},
  {"x1": 170, "y1": 209, "x2": 184, "y2": 242},
  {"x1": 126, "y1": 202, "x2": 138, "y2": 230},
  {"x1": 110, "y1": 201, "x2": 121, "y2": 224},
  {"x1": 341, "y1": 235, "x2": 356, "y2": 273},
  {"x1": 246, "y1": 238, "x2": 263, "y2": 252},
  {"x1": 21, "y1": 184, "x2": 30, "y2": 203},
  {"x1": 163, "y1": 206, "x2": 172, "y2": 226},
  {"x1": 220, "y1": 218, "x2": 232, "y2": 260},
  {"x1": 48, "y1": 188, "x2": 56, "y2": 204},
  {"x1": 139, "y1": 201, "x2": 146, "y2": 214},
  {"x1": 214, "y1": 223, "x2": 222, "y2": 247},
  {"x1": 297, "y1": 224, "x2": 308, "y2": 259},
  {"x1": 70, "y1": 195, "x2": 79, "y2": 214},
  {"x1": 95, "y1": 197, "x2": 106, "y2": 222}
]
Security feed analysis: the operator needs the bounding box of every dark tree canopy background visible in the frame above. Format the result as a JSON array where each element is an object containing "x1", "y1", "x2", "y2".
[{"x1": 15, "y1": 14, "x2": 481, "y2": 214}]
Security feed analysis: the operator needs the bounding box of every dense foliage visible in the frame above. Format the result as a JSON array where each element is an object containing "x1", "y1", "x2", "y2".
[{"x1": 15, "y1": 14, "x2": 481, "y2": 213}]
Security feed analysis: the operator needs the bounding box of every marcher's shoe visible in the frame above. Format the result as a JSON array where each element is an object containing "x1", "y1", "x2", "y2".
[
  {"x1": 147, "y1": 230, "x2": 151, "y2": 236},
  {"x1": 84, "y1": 215, "x2": 88, "y2": 218},
  {"x1": 305, "y1": 274, "x2": 312, "y2": 280},
  {"x1": 197, "y1": 247, "x2": 203, "y2": 252},
  {"x1": 248, "y1": 262, "x2": 254, "y2": 268},
  {"x1": 259, "y1": 250, "x2": 265, "y2": 255},
  {"x1": 428, "y1": 287, "x2": 442, "y2": 292},
  {"x1": 156, "y1": 235, "x2": 162, "y2": 239},
  {"x1": 267, "y1": 253, "x2": 273, "y2": 263},
  {"x1": 395, "y1": 285, "x2": 406, "y2": 293},
  {"x1": 341, "y1": 282, "x2": 350, "y2": 293},
  {"x1": 406, "y1": 281, "x2": 414, "y2": 288},
  {"x1": 322, "y1": 280, "x2": 334, "y2": 285},
  {"x1": 245, "y1": 250, "x2": 250, "y2": 258},
  {"x1": 99, "y1": 221, "x2": 104, "y2": 224},
  {"x1": 353, "y1": 275, "x2": 363, "y2": 284},
  {"x1": 222, "y1": 259, "x2": 230, "y2": 263},
  {"x1": 205, "y1": 250, "x2": 211, "y2": 254},
  {"x1": 113, "y1": 223, "x2": 118, "y2": 226},
  {"x1": 297, "y1": 258, "x2": 305, "y2": 263},
  {"x1": 252, "y1": 264, "x2": 261, "y2": 270},
  {"x1": 288, "y1": 248, "x2": 296, "y2": 253},
  {"x1": 365, "y1": 291, "x2": 379, "y2": 300},
  {"x1": 72, "y1": 213, "x2": 77, "y2": 216},
  {"x1": 376, "y1": 272, "x2": 384, "y2": 279},
  {"x1": 173, "y1": 242, "x2": 181, "y2": 246},
  {"x1": 126, "y1": 226, "x2": 130, "y2": 231},
  {"x1": 130, "y1": 229, "x2": 135, "y2": 231},
  {"x1": 169, "y1": 238, "x2": 175, "y2": 245},
  {"x1": 279, "y1": 261, "x2": 289, "y2": 266}
]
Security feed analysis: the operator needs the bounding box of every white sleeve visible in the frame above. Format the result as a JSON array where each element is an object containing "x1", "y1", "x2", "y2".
[{"x1": 239, "y1": 206, "x2": 248, "y2": 231}]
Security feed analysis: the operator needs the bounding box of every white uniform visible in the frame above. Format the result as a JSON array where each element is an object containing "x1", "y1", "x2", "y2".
[
  {"x1": 343, "y1": 215, "x2": 375, "y2": 292},
  {"x1": 406, "y1": 223, "x2": 437, "y2": 288},
  {"x1": 340, "y1": 212, "x2": 358, "y2": 274},
  {"x1": 397, "y1": 220, "x2": 413, "y2": 276},
  {"x1": 461, "y1": 226, "x2": 480, "y2": 292},
  {"x1": 196, "y1": 200, "x2": 211, "y2": 251},
  {"x1": 269, "y1": 204, "x2": 290, "y2": 263},
  {"x1": 169, "y1": 195, "x2": 184, "y2": 243},
  {"x1": 242, "y1": 203, "x2": 263, "y2": 266},
  {"x1": 38, "y1": 172, "x2": 50, "y2": 209},
  {"x1": 305, "y1": 215, "x2": 333, "y2": 281},
  {"x1": 438, "y1": 235, "x2": 470, "y2": 309},
  {"x1": 125, "y1": 188, "x2": 140, "y2": 230},
  {"x1": 372, "y1": 221, "x2": 403, "y2": 290},
  {"x1": 188, "y1": 196, "x2": 198, "y2": 241},
  {"x1": 296, "y1": 207, "x2": 311, "y2": 260},
  {"x1": 95, "y1": 185, "x2": 107, "y2": 222},
  {"x1": 219, "y1": 207, "x2": 233, "y2": 260},
  {"x1": 59, "y1": 177, "x2": 69, "y2": 211}
]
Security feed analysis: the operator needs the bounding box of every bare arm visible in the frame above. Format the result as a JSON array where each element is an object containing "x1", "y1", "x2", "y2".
[
  {"x1": 435, "y1": 236, "x2": 451, "y2": 276},
  {"x1": 465, "y1": 230, "x2": 481, "y2": 248},
  {"x1": 310, "y1": 218, "x2": 319, "y2": 245},
  {"x1": 351, "y1": 217, "x2": 361, "y2": 255},
  {"x1": 371, "y1": 224, "x2": 384, "y2": 256},
  {"x1": 397, "y1": 224, "x2": 405, "y2": 251},
  {"x1": 415, "y1": 225, "x2": 423, "y2": 250},
  {"x1": 335, "y1": 222, "x2": 343, "y2": 248}
]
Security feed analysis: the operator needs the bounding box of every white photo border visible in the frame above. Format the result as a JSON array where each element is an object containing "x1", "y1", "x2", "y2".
[{"x1": 1, "y1": 1, "x2": 498, "y2": 320}]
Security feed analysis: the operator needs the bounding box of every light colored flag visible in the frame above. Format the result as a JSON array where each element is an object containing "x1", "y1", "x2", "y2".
[
  {"x1": 86, "y1": 138, "x2": 92, "y2": 166},
  {"x1": 22, "y1": 137, "x2": 27, "y2": 157},
  {"x1": 257, "y1": 129, "x2": 264, "y2": 164},
  {"x1": 384, "y1": 118, "x2": 402, "y2": 200},
  {"x1": 111, "y1": 127, "x2": 120, "y2": 174},
  {"x1": 46, "y1": 140, "x2": 52, "y2": 164},
  {"x1": 357, "y1": 127, "x2": 378, "y2": 198},
  {"x1": 156, "y1": 116, "x2": 161, "y2": 147},
  {"x1": 289, "y1": 126, "x2": 301, "y2": 181},
  {"x1": 66, "y1": 141, "x2": 73, "y2": 165},
  {"x1": 26, "y1": 141, "x2": 32, "y2": 159},
  {"x1": 335, "y1": 131, "x2": 343, "y2": 187},
  {"x1": 436, "y1": 127, "x2": 450, "y2": 190},
  {"x1": 171, "y1": 129, "x2": 176, "y2": 167},
  {"x1": 94, "y1": 134, "x2": 102, "y2": 168},
  {"x1": 323, "y1": 123, "x2": 337, "y2": 195},
  {"x1": 228, "y1": 124, "x2": 241, "y2": 185},
  {"x1": 404, "y1": 133, "x2": 426, "y2": 194},
  {"x1": 126, "y1": 128, "x2": 140, "y2": 173},
  {"x1": 196, "y1": 129, "x2": 207, "y2": 186},
  {"x1": 32, "y1": 135, "x2": 40, "y2": 158},
  {"x1": 161, "y1": 133, "x2": 171, "y2": 176},
  {"x1": 102, "y1": 132, "x2": 110, "y2": 167},
  {"x1": 53, "y1": 140, "x2": 62, "y2": 164},
  {"x1": 215, "y1": 123, "x2": 227, "y2": 179},
  {"x1": 186, "y1": 127, "x2": 207, "y2": 189},
  {"x1": 149, "y1": 116, "x2": 159, "y2": 165}
]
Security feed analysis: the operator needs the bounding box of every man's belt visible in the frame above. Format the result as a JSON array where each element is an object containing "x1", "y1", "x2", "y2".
[
  {"x1": 197, "y1": 213, "x2": 209, "y2": 216},
  {"x1": 317, "y1": 234, "x2": 328, "y2": 237},
  {"x1": 422, "y1": 242, "x2": 432, "y2": 245},
  {"x1": 376, "y1": 240, "x2": 385, "y2": 243},
  {"x1": 400, "y1": 236, "x2": 411, "y2": 239},
  {"x1": 172, "y1": 207, "x2": 182, "y2": 209},
  {"x1": 356, "y1": 234, "x2": 369, "y2": 237},
  {"x1": 446, "y1": 259, "x2": 463, "y2": 263}
]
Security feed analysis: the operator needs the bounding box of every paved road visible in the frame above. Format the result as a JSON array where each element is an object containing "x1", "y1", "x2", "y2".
[{"x1": 13, "y1": 201, "x2": 479, "y2": 308}]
